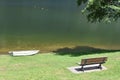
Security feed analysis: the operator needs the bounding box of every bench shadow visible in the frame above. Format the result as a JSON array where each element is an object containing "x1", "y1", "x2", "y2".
[
  {"x1": 75, "y1": 66, "x2": 101, "y2": 71},
  {"x1": 53, "y1": 46, "x2": 120, "y2": 56}
]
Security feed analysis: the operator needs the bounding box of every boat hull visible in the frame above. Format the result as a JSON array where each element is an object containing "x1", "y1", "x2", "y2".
[{"x1": 9, "y1": 50, "x2": 40, "y2": 56}]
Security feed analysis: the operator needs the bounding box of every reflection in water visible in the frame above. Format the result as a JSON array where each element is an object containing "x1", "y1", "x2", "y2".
[
  {"x1": 53, "y1": 46, "x2": 120, "y2": 56},
  {"x1": 0, "y1": 0, "x2": 120, "y2": 53}
]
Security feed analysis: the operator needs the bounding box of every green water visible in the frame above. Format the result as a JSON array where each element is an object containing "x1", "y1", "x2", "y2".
[{"x1": 0, "y1": 0, "x2": 120, "y2": 52}]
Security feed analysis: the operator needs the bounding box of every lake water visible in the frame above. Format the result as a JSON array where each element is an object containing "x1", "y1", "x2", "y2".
[{"x1": 0, "y1": 0, "x2": 120, "y2": 53}]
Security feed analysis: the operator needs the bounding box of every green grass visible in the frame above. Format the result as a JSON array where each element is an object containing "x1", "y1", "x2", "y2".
[{"x1": 0, "y1": 52, "x2": 120, "y2": 80}]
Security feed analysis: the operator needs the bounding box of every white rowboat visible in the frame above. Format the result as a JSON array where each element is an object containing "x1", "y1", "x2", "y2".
[{"x1": 9, "y1": 50, "x2": 39, "y2": 56}]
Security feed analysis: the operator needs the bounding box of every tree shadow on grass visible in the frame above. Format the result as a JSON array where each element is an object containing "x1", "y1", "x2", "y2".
[{"x1": 53, "y1": 46, "x2": 120, "y2": 56}]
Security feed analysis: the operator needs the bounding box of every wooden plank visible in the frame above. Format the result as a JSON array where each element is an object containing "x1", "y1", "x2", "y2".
[{"x1": 80, "y1": 57, "x2": 107, "y2": 65}]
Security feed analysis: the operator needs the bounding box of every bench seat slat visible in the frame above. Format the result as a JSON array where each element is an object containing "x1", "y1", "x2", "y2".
[{"x1": 80, "y1": 57, "x2": 107, "y2": 66}]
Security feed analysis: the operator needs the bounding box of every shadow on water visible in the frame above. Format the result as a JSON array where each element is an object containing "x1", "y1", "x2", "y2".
[{"x1": 53, "y1": 46, "x2": 120, "y2": 56}]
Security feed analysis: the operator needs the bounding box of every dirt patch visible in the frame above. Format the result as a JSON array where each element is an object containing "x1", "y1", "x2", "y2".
[{"x1": 67, "y1": 64, "x2": 107, "y2": 74}]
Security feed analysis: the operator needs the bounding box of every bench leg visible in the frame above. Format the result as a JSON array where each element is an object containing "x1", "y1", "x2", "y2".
[
  {"x1": 81, "y1": 66, "x2": 84, "y2": 72},
  {"x1": 98, "y1": 64, "x2": 102, "y2": 70}
]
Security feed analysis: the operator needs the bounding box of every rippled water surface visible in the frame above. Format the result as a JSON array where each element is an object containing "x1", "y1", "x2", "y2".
[{"x1": 0, "y1": 0, "x2": 120, "y2": 52}]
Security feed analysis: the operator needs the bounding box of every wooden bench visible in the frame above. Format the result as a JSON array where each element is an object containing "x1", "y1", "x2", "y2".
[{"x1": 79, "y1": 57, "x2": 107, "y2": 71}]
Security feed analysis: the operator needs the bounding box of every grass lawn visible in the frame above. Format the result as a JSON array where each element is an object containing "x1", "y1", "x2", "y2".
[{"x1": 0, "y1": 52, "x2": 120, "y2": 80}]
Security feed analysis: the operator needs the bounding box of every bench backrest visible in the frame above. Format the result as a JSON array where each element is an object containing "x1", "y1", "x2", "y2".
[{"x1": 81, "y1": 57, "x2": 107, "y2": 66}]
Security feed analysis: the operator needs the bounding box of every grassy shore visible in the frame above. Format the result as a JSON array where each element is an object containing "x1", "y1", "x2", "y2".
[{"x1": 0, "y1": 51, "x2": 120, "y2": 80}]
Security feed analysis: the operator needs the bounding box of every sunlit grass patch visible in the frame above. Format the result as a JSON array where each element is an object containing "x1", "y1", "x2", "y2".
[{"x1": 0, "y1": 52, "x2": 120, "y2": 80}]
